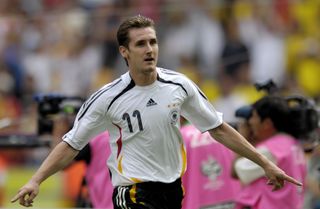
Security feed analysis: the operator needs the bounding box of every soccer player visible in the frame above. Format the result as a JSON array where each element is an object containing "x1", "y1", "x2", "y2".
[{"x1": 11, "y1": 15, "x2": 301, "y2": 208}]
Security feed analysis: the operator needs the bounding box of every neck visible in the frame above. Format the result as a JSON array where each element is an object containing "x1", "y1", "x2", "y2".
[{"x1": 129, "y1": 69, "x2": 157, "y2": 86}]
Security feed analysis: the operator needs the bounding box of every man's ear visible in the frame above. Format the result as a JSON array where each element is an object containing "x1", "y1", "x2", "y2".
[{"x1": 119, "y1": 46, "x2": 128, "y2": 59}]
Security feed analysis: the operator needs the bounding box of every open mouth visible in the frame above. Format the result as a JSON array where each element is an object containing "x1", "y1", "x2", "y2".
[{"x1": 144, "y1": 58, "x2": 154, "y2": 62}]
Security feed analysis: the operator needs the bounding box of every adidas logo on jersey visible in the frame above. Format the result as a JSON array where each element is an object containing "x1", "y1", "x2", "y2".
[{"x1": 146, "y1": 98, "x2": 157, "y2": 107}]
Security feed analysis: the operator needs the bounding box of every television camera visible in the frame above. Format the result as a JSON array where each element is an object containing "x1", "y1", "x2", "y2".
[
  {"x1": 239, "y1": 80, "x2": 319, "y2": 152},
  {"x1": 0, "y1": 94, "x2": 84, "y2": 148},
  {"x1": 35, "y1": 93, "x2": 84, "y2": 135},
  {"x1": 255, "y1": 80, "x2": 319, "y2": 140}
]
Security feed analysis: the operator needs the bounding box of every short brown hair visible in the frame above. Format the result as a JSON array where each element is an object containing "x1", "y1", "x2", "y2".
[{"x1": 117, "y1": 15, "x2": 155, "y2": 48}]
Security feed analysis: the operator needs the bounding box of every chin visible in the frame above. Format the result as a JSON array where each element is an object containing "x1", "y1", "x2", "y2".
[{"x1": 144, "y1": 66, "x2": 156, "y2": 73}]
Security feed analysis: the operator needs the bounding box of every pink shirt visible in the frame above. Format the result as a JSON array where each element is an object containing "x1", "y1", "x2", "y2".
[
  {"x1": 235, "y1": 134, "x2": 307, "y2": 209},
  {"x1": 181, "y1": 125, "x2": 241, "y2": 209},
  {"x1": 86, "y1": 132, "x2": 113, "y2": 209}
]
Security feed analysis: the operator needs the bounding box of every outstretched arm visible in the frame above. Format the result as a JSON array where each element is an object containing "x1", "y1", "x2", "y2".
[
  {"x1": 11, "y1": 141, "x2": 79, "y2": 207},
  {"x1": 209, "y1": 122, "x2": 302, "y2": 190}
]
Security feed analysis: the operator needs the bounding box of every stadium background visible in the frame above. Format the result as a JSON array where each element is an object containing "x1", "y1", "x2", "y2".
[{"x1": 0, "y1": 0, "x2": 319, "y2": 208}]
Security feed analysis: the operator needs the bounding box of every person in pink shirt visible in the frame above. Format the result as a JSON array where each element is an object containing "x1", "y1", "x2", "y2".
[
  {"x1": 86, "y1": 132, "x2": 113, "y2": 209},
  {"x1": 181, "y1": 124, "x2": 241, "y2": 209},
  {"x1": 74, "y1": 131, "x2": 113, "y2": 209},
  {"x1": 233, "y1": 96, "x2": 307, "y2": 209}
]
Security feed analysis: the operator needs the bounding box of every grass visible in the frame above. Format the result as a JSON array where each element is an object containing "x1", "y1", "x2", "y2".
[{"x1": 3, "y1": 166, "x2": 65, "y2": 208}]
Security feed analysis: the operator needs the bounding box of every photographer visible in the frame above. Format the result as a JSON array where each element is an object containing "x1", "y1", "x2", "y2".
[
  {"x1": 50, "y1": 114, "x2": 86, "y2": 208},
  {"x1": 31, "y1": 94, "x2": 88, "y2": 207},
  {"x1": 37, "y1": 94, "x2": 114, "y2": 208},
  {"x1": 233, "y1": 95, "x2": 307, "y2": 209}
]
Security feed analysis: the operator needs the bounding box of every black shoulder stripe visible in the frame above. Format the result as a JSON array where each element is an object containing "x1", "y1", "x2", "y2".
[
  {"x1": 196, "y1": 87, "x2": 208, "y2": 100},
  {"x1": 189, "y1": 79, "x2": 208, "y2": 100},
  {"x1": 81, "y1": 83, "x2": 112, "y2": 110},
  {"x1": 107, "y1": 79, "x2": 135, "y2": 112},
  {"x1": 159, "y1": 68, "x2": 181, "y2": 75},
  {"x1": 157, "y1": 75, "x2": 188, "y2": 96},
  {"x1": 77, "y1": 79, "x2": 122, "y2": 121},
  {"x1": 81, "y1": 78, "x2": 122, "y2": 110}
]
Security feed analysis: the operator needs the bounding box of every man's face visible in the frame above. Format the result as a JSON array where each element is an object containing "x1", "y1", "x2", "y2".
[
  {"x1": 248, "y1": 110, "x2": 263, "y2": 140},
  {"x1": 237, "y1": 120, "x2": 252, "y2": 141},
  {"x1": 120, "y1": 27, "x2": 158, "y2": 74}
]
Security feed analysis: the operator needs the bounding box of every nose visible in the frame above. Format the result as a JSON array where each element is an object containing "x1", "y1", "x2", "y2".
[
  {"x1": 146, "y1": 42, "x2": 152, "y2": 53},
  {"x1": 248, "y1": 117, "x2": 254, "y2": 126}
]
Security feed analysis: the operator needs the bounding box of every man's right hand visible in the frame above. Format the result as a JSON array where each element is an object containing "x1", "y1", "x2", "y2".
[{"x1": 11, "y1": 180, "x2": 39, "y2": 207}]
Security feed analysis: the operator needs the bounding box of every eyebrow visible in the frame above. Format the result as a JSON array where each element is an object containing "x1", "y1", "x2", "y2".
[{"x1": 134, "y1": 37, "x2": 157, "y2": 45}]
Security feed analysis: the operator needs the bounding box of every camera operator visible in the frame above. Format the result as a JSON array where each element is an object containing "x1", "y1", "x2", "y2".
[
  {"x1": 39, "y1": 95, "x2": 114, "y2": 208},
  {"x1": 232, "y1": 95, "x2": 307, "y2": 209},
  {"x1": 49, "y1": 107, "x2": 87, "y2": 208},
  {"x1": 31, "y1": 94, "x2": 88, "y2": 207}
]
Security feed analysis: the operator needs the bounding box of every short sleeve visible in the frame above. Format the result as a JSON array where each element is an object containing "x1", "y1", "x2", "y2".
[
  {"x1": 181, "y1": 78, "x2": 223, "y2": 132},
  {"x1": 63, "y1": 94, "x2": 109, "y2": 150}
]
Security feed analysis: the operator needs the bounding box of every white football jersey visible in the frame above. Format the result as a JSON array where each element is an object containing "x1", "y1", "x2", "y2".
[{"x1": 63, "y1": 67, "x2": 223, "y2": 186}]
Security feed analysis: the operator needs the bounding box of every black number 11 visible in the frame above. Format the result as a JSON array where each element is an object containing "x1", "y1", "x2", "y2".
[{"x1": 122, "y1": 110, "x2": 144, "y2": 133}]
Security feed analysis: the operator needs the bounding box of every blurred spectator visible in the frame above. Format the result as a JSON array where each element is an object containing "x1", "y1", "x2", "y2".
[
  {"x1": 74, "y1": 131, "x2": 113, "y2": 209},
  {"x1": 158, "y1": 6, "x2": 197, "y2": 70},
  {"x1": 234, "y1": 105, "x2": 254, "y2": 142},
  {"x1": 3, "y1": 22, "x2": 25, "y2": 99},
  {"x1": 128, "y1": 0, "x2": 162, "y2": 23},
  {"x1": 304, "y1": 145, "x2": 320, "y2": 209},
  {"x1": 284, "y1": 6, "x2": 320, "y2": 100},
  {"x1": 211, "y1": 13, "x2": 252, "y2": 124},
  {"x1": 212, "y1": 72, "x2": 248, "y2": 124},
  {"x1": 290, "y1": 0, "x2": 320, "y2": 39},
  {"x1": 20, "y1": 0, "x2": 43, "y2": 15},
  {"x1": 220, "y1": 15, "x2": 250, "y2": 86},
  {"x1": 51, "y1": 101, "x2": 112, "y2": 208},
  {"x1": 22, "y1": 41, "x2": 55, "y2": 94},
  {"x1": 0, "y1": 61, "x2": 21, "y2": 129},
  {"x1": 181, "y1": 124, "x2": 241, "y2": 209},
  {"x1": 89, "y1": 1, "x2": 120, "y2": 71},
  {"x1": 293, "y1": 38, "x2": 320, "y2": 100},
  {"x1": 54, "y1": 36, "x2": 101, "y2": 97},
  {"x1": 50, "y1": 112, "x2": 86, "y2": 207},
  {"x1": 233, "y1": 96, "x2": 307, "y2": 209},
  {"x1": 234, "y1": 1, "x2": 287, "y2": 86},
  {"x1": 0, "y1": 156, "x2": 7, "y2": 207},
  {"x1": 190, "y1": 0, "x2": 224, "y2": 78}
]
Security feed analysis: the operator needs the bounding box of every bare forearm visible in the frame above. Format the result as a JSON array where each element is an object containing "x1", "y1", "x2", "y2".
[
  {"x1": 209, "y1": 122, "x2": 269, "y2": 169},
  {"x1": 30, "y1": 141, "x2": 79, "y2": 184},
  {"x1": 209, "y1": 122, "x2": 303, "y2": 189}
]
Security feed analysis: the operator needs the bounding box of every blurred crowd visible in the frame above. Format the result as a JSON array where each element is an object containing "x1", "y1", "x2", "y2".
[
  {"x1": 0, "y1": 0, "x2": 320, "y2": 208},
  {"x1": 0, "y1": 0, "x2": 320, "y2": 131}
]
